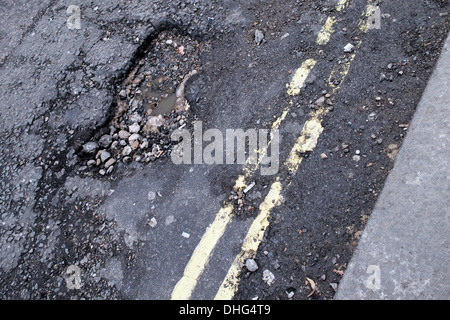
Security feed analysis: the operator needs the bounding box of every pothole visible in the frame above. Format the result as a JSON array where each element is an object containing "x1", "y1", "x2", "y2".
[{"x1": 81, "y1": 30, "x2": 207, "y2": 175}]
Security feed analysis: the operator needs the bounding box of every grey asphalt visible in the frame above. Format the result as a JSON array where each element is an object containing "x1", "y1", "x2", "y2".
[
  {"x1": 336, "y1": 34, "x2": 450, "y2": 300},
  {"x1": 1, "y1": 0, "x2": 449, "y2": 300}
]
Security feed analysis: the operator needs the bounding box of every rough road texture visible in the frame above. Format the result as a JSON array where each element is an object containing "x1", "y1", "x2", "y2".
[{"x1": 0, "y1": 0, "x2": 448, "y2": 300}]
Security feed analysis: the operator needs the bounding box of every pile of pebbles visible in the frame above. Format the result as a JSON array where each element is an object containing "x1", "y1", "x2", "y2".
[{"x1": 81, "y1": 31, "x2": 206, "y2": 175}]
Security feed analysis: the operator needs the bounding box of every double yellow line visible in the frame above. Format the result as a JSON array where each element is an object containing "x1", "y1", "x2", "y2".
[{"x1": 172, "y1": 0, "x2": 376, "y2": 300}]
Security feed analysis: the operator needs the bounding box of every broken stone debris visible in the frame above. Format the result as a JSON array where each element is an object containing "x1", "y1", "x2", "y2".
[
  {"x1": 245, "y1": 258, "x2": 258, "y2": 272},
  {"x1": 262, "y1": 269, "x2": 275, "y2": 286},
  {"x1": 255, "y1": 29, "x2": 264, "y2": 45},
  {"x1": 81, "y1": 31, "x2": 205, "y2": 176},
  {"x1": 344, "y1": 43, "x2": 355, "y2": 52}
]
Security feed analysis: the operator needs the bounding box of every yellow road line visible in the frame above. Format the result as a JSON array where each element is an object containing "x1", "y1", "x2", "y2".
[
  {"x1": 215, "y1": 113, "x2": 325, "y2": 300},
  {"x1": 336, "y1": 0, "x2": 350, "y2": 12},
  {"x1": 243, "y1": 59, "x2": 317, "y2": 180},
  {"x1": 214, "y1": 1, "x2": 376, "y2": 300},
  {"x1": 284, "y1": 116, "x2": 324, "y2": 175},
  {"x1": 286, "y1": 59, "x2": 317, "y2": 96},
  {"x1": 214, "y1": 180, "x2": 283, "y2": 300},
  {"x1": 317, "y1": 16, "x2": 337, "y2": 46},
  {"x1": 171, "y1": 205, "x2": 233, "y2": 300},
  {"x1": 170, "y1": 0, "x2": 372, "y2": 301},
  {"x1": 316, "y1": 0, "x2": 350, "y2": 45},
  {"x1": 171, "y1": 58, "x2": 316, "y2": 300},
  {"x1": 328, "y1": 51, "x2": 357, "y2": 92}
]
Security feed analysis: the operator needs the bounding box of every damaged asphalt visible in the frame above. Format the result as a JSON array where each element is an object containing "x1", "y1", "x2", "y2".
[{"x1": 0, "y1": 0, "x2": 448, "y2": 300}]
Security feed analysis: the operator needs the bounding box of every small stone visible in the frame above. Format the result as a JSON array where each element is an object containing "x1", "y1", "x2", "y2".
[
  {"x1": 122, "y1": 146, "x2": 132, "y2": 156},
  {"x1": 130, "y1": 140, "x2": 140, "y2": 150},
  {"x1": 344, "y1": 43, "x2": 354, "y2": 52},
  {"x1": 100, "y1": 151, "x2": 111, "y2": 163},
  {"x1": 182, "y1": 232, "x2": 190, "y2": 239},
  {"x1": 82, "y1": 142, "x2": 98, "y2": 154},
  {"x1": 119, "y1": 89, "x2": 127, "y2": 99},
  {"x1": 118, "y1": 130, "x2": 131, "y2": 140},
  {"x1": 104, "y1": 158, "x2": 116, "y2": 169},
  {"x1": 165, "y1": 215, "x2": 175, "y2": 226},
  {"x1": 129, "y1": 113, "x2": 142, "y2": 123},
  {"x1": 143, "y1": 115, "x2": 164, "y2": 134},
  {"x1": 255, "y1": 29, "x2": 264, "y2": 45},
  {"x1": 245, "y1": 259, "x2": 259, "y2": 272},
  {"x1": 99, "y1": 135, "x2": 113, "y2": 148},
  {"x1": 272, "y1": 260, "x2": 280, "y2": 270},
  {"x1": 140, "y1": 140, "x2": 149, "y2": 149},
  {"x1": 353, "y1": 155, "x2": 361, "y2": 162},
  {"x1": 330, "y1": 283, "x2": 338, "y2": 291},
  {"x1": 262, "y1": 270, "x2": 275, "y2": 286},
  {"x1": 128, "y1": 133, "x2": 141, "y2": 142},
  {"x1": 287, "y1": 291, "x2": 295, "y2": 299},
  {"x1": 148, "y1": 191, "x2": 156, "y2": 201},
  {"x1": 99, "y1": 169, "x2": 106, "y2": 176},
  {"x1": 87, "y1": 160, "x2": 96, "y2": 167},
  {"x1": 148, "y1": 217, "x2": 157, "y2": 228},
  {"x1": 387, "y1": 144, "x2": 399, "y2": 160},
  {"x1": 315, "y1": 96, "x2": 326, "y2": 107},
  {"x1": 129, "y1": 123, "x2": 140, "y2": 134},
  {"x1": 320, "y1": 153, "x2": 328, "y2": 160},
  {"x1": 281, "y1": 33, "x2": 290, "y2": 40}
]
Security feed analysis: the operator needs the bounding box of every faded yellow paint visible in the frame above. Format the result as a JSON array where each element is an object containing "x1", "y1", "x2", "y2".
[
  {"x1": 318, "y1": 0, "x2": 350, "y2": 45},
  {"x1": 215, "y1": 113, "x2": 326, "y2": 301},
  {"x1": 234, "y1": 175, "x2": 247, "y2": 191},
  {"x1": 336, "y1": 0, "x2": 349, "y2": 12},
  {"x1": 360, "y1": 3, "x2": 378, "y2": 33},
  {"x1": 171, "y1": 0, "x2": 375, "y2": 302},
  {"x1": 171, "y1": 204, "x2": 234, "y2": 300},
  {"x1": 212, "y1": 1, "x2": 377, "y2": 301},
  {"x1": 327, "y1": 51, "x2": 357, "y2": 92},
  {"x1": 317, "y1": 16, "x2": 337, "y2": 45},
  {"x1": 245, "y1": 59, "x2": 315, "y2": 177},
  {"x1": 285, "y1": 117, "x2": 324, "y2": 175},
  {"x1": 286, "y1": 59, "x2": 317, "y2": 96},
  {"x1": 214, "y1": 180, "x2": 283, "y2": 300}
]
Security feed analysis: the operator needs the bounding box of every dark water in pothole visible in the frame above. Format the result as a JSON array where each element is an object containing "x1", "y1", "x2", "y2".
[{"x1": 139, "y1": 77, "x2": 177, "y2": 116}]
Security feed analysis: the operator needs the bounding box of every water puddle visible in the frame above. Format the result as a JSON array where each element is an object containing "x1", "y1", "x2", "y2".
[{"x1": 139, "y1": 76, "x2": 177, "y2": 116}]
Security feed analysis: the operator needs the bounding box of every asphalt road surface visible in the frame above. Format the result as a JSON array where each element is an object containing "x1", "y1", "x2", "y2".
[{"x1": 0, "y1": 0, "x2": 448, "y2": 300}]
